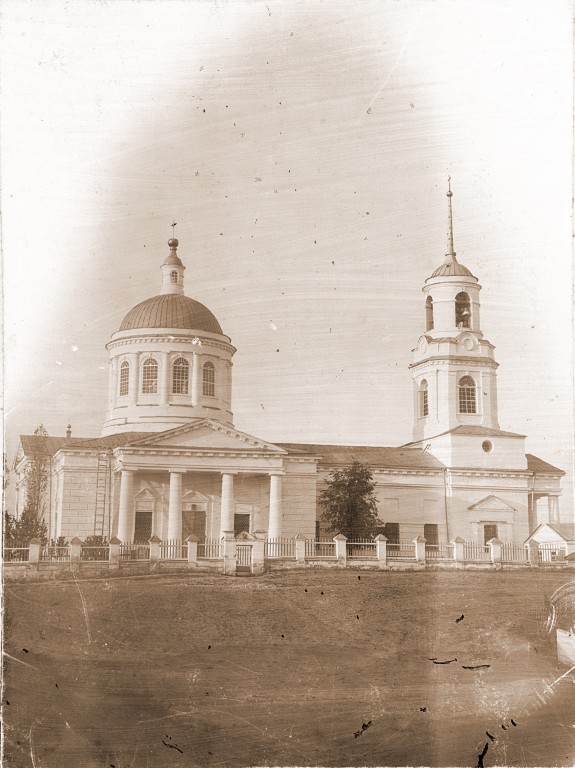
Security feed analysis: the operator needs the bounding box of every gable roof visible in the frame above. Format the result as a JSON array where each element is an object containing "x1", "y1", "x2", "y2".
[
  {"x1": 126, "y1": 419, "x2": 288, "y2": 453},
  {"x1": 524, "y1": 522, "x2": 572, "y2": 543},
  {"x1": 403, "y1": 425, "x2": 526, "y2": 447},
  {"x1": 275, "y1": 443, "x2": 445, "y2": 470}
]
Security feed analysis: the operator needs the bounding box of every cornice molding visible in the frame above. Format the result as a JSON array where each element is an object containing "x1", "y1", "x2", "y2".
[{"x1": 409, "y1": 355, "x2": 499, "y2": 370}]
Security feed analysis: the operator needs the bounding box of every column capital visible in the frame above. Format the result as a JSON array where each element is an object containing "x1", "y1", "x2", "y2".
[
  {"x1": 268, "y1": 470, "x2": 286, "y2": 477},
  {"x1": 168, "y1": 468, "x2": 186, "y2": 474},
  {"x1": 221, "y1": 471, "x2": 238, "y2": 476}
]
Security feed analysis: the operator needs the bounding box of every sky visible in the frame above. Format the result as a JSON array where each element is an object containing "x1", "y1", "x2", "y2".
[{"x1": 2, "y1": 0, "x2": 573, "y2": 517}]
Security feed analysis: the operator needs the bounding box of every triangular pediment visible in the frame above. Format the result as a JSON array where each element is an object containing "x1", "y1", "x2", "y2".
[
  {"x1": 525, "y1": 523, "x2": 568, "y2": 544},
  {"x1": 468, "y1": 495, "x2": 516, "y2": 512},
  {"x1": 127, "y1": 419, "x2": 287, "y2": 454}
]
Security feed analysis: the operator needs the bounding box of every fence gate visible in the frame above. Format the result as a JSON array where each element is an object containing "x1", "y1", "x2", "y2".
[{"x1": 236, "y1": 544, "x2": 253, "y2": 574}]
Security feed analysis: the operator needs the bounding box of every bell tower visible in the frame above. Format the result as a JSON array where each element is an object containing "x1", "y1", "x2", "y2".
[{"x1": 410, "y1": 180, "x2": 500, "y2": 442}]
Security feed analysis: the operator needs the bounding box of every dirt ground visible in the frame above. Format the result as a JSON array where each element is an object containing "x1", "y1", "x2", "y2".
[{"x1": 3, "y1": 569, "x2": 575, "y2": 767}]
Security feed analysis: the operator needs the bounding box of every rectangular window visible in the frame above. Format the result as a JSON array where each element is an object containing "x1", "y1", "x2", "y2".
[
  {"x1": 381, "y1": 522, "x2": 399, "y2": 544},
  {"x1": 234, "y1": 513, "x2": 250, "y2": 536},
  {"x1": 458, "y1": 388, "x2": 476, "y2": 413}
]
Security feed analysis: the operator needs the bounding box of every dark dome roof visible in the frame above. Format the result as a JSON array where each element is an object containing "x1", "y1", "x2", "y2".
[
  {"x1": 430, "y1": 260, "x2": 475, "y2": 278},
  {"x1": 119, "y1": 294, "x2": 223, "y2": 334}
]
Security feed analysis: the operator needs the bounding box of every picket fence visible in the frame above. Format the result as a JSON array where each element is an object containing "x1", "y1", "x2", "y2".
[{"x1": 3, "y1": 535, "x2": 574, "y2": 579}]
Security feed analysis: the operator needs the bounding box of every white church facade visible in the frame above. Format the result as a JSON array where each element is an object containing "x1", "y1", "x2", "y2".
[{"x1": 15, "y1": 187, "x2": 566, "y2": 547}]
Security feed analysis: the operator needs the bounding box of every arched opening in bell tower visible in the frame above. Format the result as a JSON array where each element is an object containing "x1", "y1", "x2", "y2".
[
  {"x1": 455, "y1": 292, "x2": 471, "y2": 328},
  {"x1": 425, "y1": 296, "x2": 434, "y2": 331}
]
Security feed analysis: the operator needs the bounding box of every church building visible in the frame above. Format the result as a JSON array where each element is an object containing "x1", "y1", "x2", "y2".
[{"x1": 15, "y1": 186, "x2": 566, "y2": 547}]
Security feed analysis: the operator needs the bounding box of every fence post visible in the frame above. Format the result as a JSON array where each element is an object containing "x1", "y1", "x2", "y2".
[
  {"x1": 488, "y1": 537, "x2": 502, "y2": 567},
  {"x1": 186, "y1": 534, "x2": 199, "y2": 568},
  {"x1": 29, "y1": 538, "x2": 41, "y2": 570},
  {"x1": 149, "y1": 535, "x2": 161, "y2": 571},
  {"x1": 222, "y1": 531, "x2": 236, "y2": 576},
  {"x1": 333, "y1": 534, "x2": 347, "y2": 567},
  {"x1": 70, "y1": 537, "x2": 82, "y2": 572},
  {"x1": 375, "y1": 534, "x2": 387, "y2": 569},
  {"x1": 413, "y1": 535, "x2": 426, "y2": 564},
  {"x1": 527, "y1": 540, "x2": 540, "y2": 567},
  {"x1": 109, "y1": 537, "x2": 121, "y2": 571},
  {"x1": 452, "y1": 537, "x2": 465, "y2": 566},
  {"x1": 294, "y1": 533, "x2": 307, "y2": 563},
  {"x1": 251, "y1": 538, "x2": 265, "y2": 575}
]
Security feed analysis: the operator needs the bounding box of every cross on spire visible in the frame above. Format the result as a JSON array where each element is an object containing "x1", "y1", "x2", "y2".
[{"x1": 171, "y1": 221, "x2": 177, "y2": 237}]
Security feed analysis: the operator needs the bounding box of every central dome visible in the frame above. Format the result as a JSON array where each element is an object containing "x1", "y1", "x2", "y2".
[{"x1": 119, "y1": 294, "x2": 223, "y2": 334}]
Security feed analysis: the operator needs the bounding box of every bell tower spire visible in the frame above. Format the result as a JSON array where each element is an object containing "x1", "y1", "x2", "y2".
[{"x1": 446, "y1": 176, "x2": 457, "y2": 263}]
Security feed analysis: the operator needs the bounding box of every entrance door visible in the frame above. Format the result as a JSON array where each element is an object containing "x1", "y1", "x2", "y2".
[
  {"x1": 134, "y1": 501, "x2": 153, "y2": 543},
  {"x1": 182, "y1": 505, "x2": 207, "y2": 541},
  {"x1": 483, "y1": 524, "x2": 498, "y2": 544},
  {"x1": 424, "y1": 523, "x2": 439, "y2": 554},
  {"x1": 234, "y1": 513, "x2": 250, "y2": 536}
]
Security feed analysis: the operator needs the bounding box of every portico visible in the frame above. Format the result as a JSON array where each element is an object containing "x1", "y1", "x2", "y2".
[{"x1": 112, "y1": 419, "x2": 305, "y2": 543}]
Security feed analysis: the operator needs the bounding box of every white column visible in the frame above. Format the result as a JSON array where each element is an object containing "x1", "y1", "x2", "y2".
[
  {"x1": 159, "y1": 351, "x2": 170, "y2": 406},
  {"x1": 220, "y1": 473, "x2": 235, "y2": 537},
  {"x1": 548, "y1": 494, "x2": 560, "y2": 525},
  {"x1": 167, "y1": 470, "x2": 184, "y2": 541},
  {"x1": 128, "y1": 353, "x2": 139, "y2": 406},
  {"x1": 268, "y1": 473, "x2": 283, "y2": 539},
  {"x1": 117, "y1": 470, "x2": 135, "y2": 543},
  {"x1": 191, "y1": 352, "x2": 201, "y2": 405}
]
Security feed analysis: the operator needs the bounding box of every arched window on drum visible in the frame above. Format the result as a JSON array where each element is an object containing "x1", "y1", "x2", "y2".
[
  {"x1": 202, "y1": 361, "x2": 215, "y2": 397},
  {"x1": 172, "y1": 357, "x2": 189, "y2": 395},
  {"x1": 141, "y1": 358, "x2": 158, "y2": 394},
  {"x1": 119, "y1": 361, "x2": 129, "y2": 396}
]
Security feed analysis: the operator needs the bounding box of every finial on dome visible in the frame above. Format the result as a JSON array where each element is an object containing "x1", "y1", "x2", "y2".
[
  {"x1": 168, "y1": 237, "x2": 179, "y2": 249},
  {"x1": 445, "y1": 176, "x2": 457, "y2": 263},
  {"x1": 66, "y1": 424, "x2": 72, "y2": 440}
]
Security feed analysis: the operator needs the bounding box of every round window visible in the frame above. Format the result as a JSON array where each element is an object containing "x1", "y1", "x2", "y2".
[{"x1": 482, "y1": 440, "x2": 493, "y2": 453}]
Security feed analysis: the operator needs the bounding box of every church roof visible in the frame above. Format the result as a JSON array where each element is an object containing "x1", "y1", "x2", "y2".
[
  {"x1": 19, "y1": 432, "x2": 149, "y2": 456},
  {"x1": 275, "y1": 443, "x2": 446, "y2": 470},
  {"x1": 403, "y1": 425, "x2": 527, "y2": 445},
  {"x1": 526, "y1": 454, "x2": 565, "y2": 476},
  {"x1": 118, "y1": 294, "x2": 223, "y2": 334}
]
